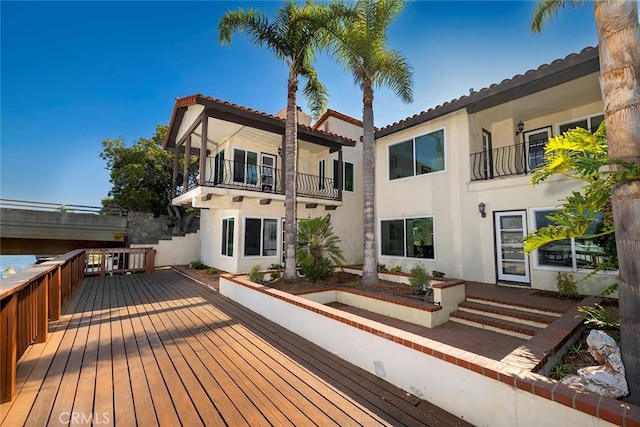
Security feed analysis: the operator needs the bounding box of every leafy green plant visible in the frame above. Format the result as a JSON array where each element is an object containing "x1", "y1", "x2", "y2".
[
  {"x1": 577, "y1": 303, "x2": 620, "y2": 329},
  {"x1": 377, "y1": 263, "x2": 387, "y2": 271},
  {"x1": 389, "y1": 266, "x2": 402, "y2": 273},
  {"x1": 345, "y1": 280, "x2": 359, "y2": 288},
  {"x1": 296, "y1": 215, "x2": 345, "y2": 281},
  {"x1": 206, "y1": 268, "x2": 217, "y2": 275},
  {"x1": 550, "y1": 360, "x2": 573, "y2": 380},
  {"x1": 268, "y1": 264, "x2": 283, "y2": 281},
  {"x1": 569, "y1": 342, "x2": 589, "y2": 358},
  {"x1": 189, "y1": 260, "x2": 208, "y2": 270},
  {"x1": 409, "y1": 264, "x2": 430, "y2": 295},
  {"x1": 248, "y1": 263, "x2": 264, "y2": 284},
  {"x1": 556, "y1": 272, "x2": 579, "y2": 298},
  {"x1": 432, "y1": 270, "x2": 445, "y2": 278}
]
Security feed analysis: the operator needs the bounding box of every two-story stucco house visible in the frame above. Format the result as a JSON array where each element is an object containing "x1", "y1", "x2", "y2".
[
  {"x1": 163, "y1": 95, "x2": 364, "y2": 273},
  {"x1": 374, "y1": 47, "x2": 615, "y2": 294}
]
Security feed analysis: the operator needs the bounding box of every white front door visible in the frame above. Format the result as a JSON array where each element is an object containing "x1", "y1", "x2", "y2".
[{"x1": 495, "y1": 211, "x2": 530, "y2": 284}]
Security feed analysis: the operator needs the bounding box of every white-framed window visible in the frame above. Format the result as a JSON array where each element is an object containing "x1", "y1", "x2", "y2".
[
  {"x1": 244, "y1": 217, "x2": 278, "y2": 257},
  {"x1": 233, "y1": 148, "x2": 258, "y2": 185},
  {"x1": 380, "y1": 216, "x2": 435, "y2": 259},
  {"x1": 388, "y1": 129, "x2": 445, "y2": 180},
  {"x1": 530, "y1": 208, "x2": 610, "y2": 270},
  {"x1": 558, "y1": 114, "x2": 604, "y2": 134},
  {"x1": 221, "y1": 217, "x2": 234, "y2": 257},
  {"x1": 332, "y1": 159, "x2": 354, "y2": 192}
]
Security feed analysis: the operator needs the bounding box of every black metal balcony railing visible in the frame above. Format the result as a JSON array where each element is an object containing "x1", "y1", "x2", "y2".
[
  {"x1": 470, "y1": 141, "x2": 547, "y2": 181},
  {"x1": 174, "y1": 158, "x2": 339, "y2": 200}
]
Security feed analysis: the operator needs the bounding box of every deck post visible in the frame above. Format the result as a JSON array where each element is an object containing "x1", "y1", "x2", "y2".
[
  {"x1": 0, "y1": 293, "x2": 17, "y2": 403},
  {"x1": 199, "y1": 114, "x2": 208, "y2": 185},
  {"x1": 100, "y1": 249, "x2": 106, "y2": 278},
  {"x1": 35, "y1": 276, "x2": 49, "y2": 343},
  {"x1": 49, "y1": 265, "x2": 61, "y2": 321},
  {"x1": 145, "y1": 248, "x2": 155, "y2": 274}
]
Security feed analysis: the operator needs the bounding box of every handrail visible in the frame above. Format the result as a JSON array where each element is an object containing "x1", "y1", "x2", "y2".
[
  {"x1": 0, "y1": 249, "x2": 86, "y2": 403},
  {"x1": 470, "y1": 140, "x2": 547, "y2": 181},
  {"x1": 177, "y1": 157, "x2": 340, "y2": 200},
  {"x1": 85, "y1": 247, "x2": 155, "y2": 277},
  {"x1": 0, "y1": 198, "x2": 126, "y2": 216}
]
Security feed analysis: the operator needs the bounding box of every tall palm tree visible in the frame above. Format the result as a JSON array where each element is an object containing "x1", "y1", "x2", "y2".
[
  {"x1": 219, "y1": 1, "x2": 350, "y2": 280},
  {"x1": 532, "y1": 0, "x2": 640, "y2": 403},
  {"x1": 326, "y1": 0, "x2": 413, "y2": 286}
]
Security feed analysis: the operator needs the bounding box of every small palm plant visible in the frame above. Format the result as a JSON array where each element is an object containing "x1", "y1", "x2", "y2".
[{"x1": 296, "y1": 215, "x2": 345, "y2": 281}]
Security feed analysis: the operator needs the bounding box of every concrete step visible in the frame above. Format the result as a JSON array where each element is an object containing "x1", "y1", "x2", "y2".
[
  {"x1": 457, "y1": 301, "x2": 557, "y2": 328},
  {"x1": 466, "y1": 296, "x2": 563, "y2": 318},
  {"x1": 449, "y1": 310, "x2": 543, "y2": 340}
]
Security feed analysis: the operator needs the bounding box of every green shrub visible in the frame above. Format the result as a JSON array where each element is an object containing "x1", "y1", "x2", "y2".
[
  {"x1": 577, "y1": 303, "x2": 620, "y2": 329},
  {"x1": 268, "y1": 263, "x2": 283, "y2": 281},
  {"x1": 389, "y1": 266, "x2": 402, "y2": 273},
  {"x1": 206, "y1": 268, "x2": 217, "y2": 275},
  {"x1": 248, "y1": 263, "x2": 264, "y2": 284},
  {"x1": 432, "y1": 270, "x2": 446, "y2": 278},
  {"x1": 377, "y1": 263, "x2": 388, "y2": 271},
  {"x1": 409, "y1": 264, "x2": 430, "y2": 295},
  {"x1": 296, "y1": 215, "x2": 345, "y2": 281},
  {"x1": 556, "y1": 272, "x2": 578, "y2": 298},
  {"x1": 189, "y1": 260, "x2": 208, "y2": 270}
]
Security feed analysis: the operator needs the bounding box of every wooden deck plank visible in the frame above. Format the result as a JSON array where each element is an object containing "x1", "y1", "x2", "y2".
[
  {"x1": 132, "y1": 274, "x2": 295, "y2": 426},
  {"x1": 0, "y1": 278, "x2": 91, "y2": 426},
  {"x1": 115, "y1": 275, "x2": 178, "y2": 427},
  {"x1": 148, "y1": 273, "x2": 385, "y2": 427},
  {"x1": 3, "y1": 270, "x2": 471, "y2": 427},
  {"x1": 110, "y1": 275, "x2": 156, "y2": 427}
]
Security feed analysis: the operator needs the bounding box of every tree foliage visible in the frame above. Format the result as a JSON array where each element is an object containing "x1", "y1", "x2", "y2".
[
  {"x1": 523, "y1": 124, "x2": 638, "y2": 265},
  {"x1": 296, "y1": 215, "x2": 345, "y2": 281},
  {"x1": 100, "y1": 125, "x2": 198, "y2": 233}
]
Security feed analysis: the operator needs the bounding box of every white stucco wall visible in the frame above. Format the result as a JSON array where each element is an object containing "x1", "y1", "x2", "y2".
[{"x1": 131, "y1": 231, "x2": 200, "y2": 266}]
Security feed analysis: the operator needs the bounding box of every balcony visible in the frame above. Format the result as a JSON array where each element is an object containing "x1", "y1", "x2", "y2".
[
  {"x1": 470, "y1": 140, "x2": 547, "y2": 181},
  {"x1": 175, "y1": 158, "x2": 340, "y2": 200}
]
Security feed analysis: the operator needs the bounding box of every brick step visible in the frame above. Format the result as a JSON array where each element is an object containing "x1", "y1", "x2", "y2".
[
  {"x1": 457, "y1": 301, "x2": 556, "y2": 328},
  {"x1": 465, "y1": 296, "x2": 563, "y2": 318},
  {"x1": 449, "y1": 310, "x2": 542, "y2": 340}
]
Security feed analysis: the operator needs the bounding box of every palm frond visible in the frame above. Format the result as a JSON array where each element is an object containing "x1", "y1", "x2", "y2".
[
  {"x1": 375, "y1": 49, "x2": 414, "y2": 103},
  {"x1": 300, "y1": 64, "x2": 329, "y2": 119},
  {"x1": 531, "y1": 0, "x2": 586, "y2": 33}
]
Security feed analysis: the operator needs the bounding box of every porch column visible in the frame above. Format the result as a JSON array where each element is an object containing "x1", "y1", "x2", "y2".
[
  {"x1": 172, "y1": 145, "x2": 179, "y2": 198},
  {"x1": 183, "y1": 135, "x2": 192, "y2": 191},
  {"x1": 337, "y1": 149, "x2": 343, "y2": 201},
  {"x1": 199, "y1": 115, "x2": 207, "y2": 186}
]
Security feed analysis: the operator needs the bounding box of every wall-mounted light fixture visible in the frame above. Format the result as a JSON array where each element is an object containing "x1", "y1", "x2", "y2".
[
  {"x1": 478, "y1": 202, "x2": 486, "y2": 218},
  {"x1": 515, "y1": 121, "x2": 525, "y2": 135},
  {"x1": 277, "y1": 146, "x2": 282, "y2": 156}
]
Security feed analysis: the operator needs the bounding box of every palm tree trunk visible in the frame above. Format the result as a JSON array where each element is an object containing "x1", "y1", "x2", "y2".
[
  {"x1": 284, "y1": 68, "x2": 299, "y2": 280},
  {"x1": 595, "y1": 0, "x2": 640, "y2": 403},
  {"x1": 361, "y1": 79, "x2": 378, "y2": 286}
]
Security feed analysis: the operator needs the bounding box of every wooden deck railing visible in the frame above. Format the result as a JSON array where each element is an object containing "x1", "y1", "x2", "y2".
[
  {"x1": 0, "y1": 247, "x2": 154, "y2": 403},
  {"x1": 84, "y1": 247, "x2": 155, "y2": 277}
]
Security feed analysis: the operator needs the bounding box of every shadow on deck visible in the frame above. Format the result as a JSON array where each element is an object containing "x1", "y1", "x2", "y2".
[{"x1": 1, "y1": 270, "x2": 470, "y2": 426}]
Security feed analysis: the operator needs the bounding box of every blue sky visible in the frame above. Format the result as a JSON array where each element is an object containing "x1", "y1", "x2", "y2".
[{"x1": 1, "y1": 1, "x2": 597, "y2": 207}]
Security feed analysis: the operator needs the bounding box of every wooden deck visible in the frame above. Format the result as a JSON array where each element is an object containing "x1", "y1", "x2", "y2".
[{"x1": 0, "y1": 269, "x2": 469, "y2": 426}]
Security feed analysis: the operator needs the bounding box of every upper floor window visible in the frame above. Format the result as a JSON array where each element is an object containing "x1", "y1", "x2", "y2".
[
  {"x1": 559, "y1": 114, "x2": 604, "y2": 134},
  {"x1": 389, "y1": 129, "x2": 445, "y2": 180},
  {"x1": 333, "y1": 160, "x2": 354, "y2": 192}
]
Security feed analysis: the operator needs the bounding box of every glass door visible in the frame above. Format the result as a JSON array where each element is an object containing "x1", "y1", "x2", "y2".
[
  {"x1": 524, "y1": 127, "x2": 551, "y2": 171},
  {"x1": 261, "y1": 154, "x2": 276, "y2": 192},
  {"x1": 495, "y1": 211, "x2": 530, "y2": 284}
]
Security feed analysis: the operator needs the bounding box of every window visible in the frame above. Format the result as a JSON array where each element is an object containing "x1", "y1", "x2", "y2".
[
  {"x1": 559, "y1": 114, "x2": 604, "y2": 134},
  {"x1": 318, "y1": 159, "x2": 326, "y2": 190},
  {"x1": 381, "y1": 217, "x2": 434, "y2": 259},
  {"x1": 233, "y1": 149, "x2": 258, "y2": 185},
  {"x1": 532, "y1": 209, "x2": 608, "y2": 270},
  {"x1": 389, "y1": 129, "x2": 445, "y2": 180},
  {"x1": 221, "y1": 217, "x2": 234, "y2": 256},
  {"x1": 332, "y1": 160, "x2": 354, "y2": 191},
  {"x1": 244, "y1": 218, "x2": 278, "y2": 257}
]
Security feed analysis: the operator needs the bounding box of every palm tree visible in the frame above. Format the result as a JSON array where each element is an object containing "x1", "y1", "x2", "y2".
[
  {"x1": 326, "y1": 0, "x2": 413, "y2": 286},
  {"x1": 219, "y1": 1, "x2": 350, "y2": 280},
  {"x1": 532, "y1": 0, "x2": 640, "y2": 403}
]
